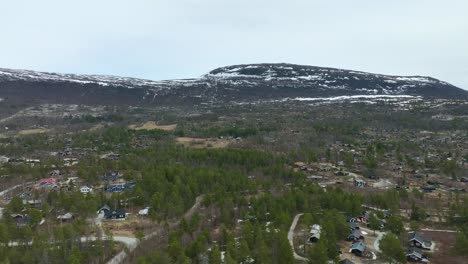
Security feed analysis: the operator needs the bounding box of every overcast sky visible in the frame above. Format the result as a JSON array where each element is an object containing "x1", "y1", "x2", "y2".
[{"x1": 1, "y1": 0, "x2": 467, "y2": 89}]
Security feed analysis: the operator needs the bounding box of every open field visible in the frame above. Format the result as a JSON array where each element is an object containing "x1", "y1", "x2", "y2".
[
  {"x1": 420, "y1": 231, "x2": 465, "y2": 264},
  {"x1": 17, "y1": 128, "x2": 51, "y2": 135},
  {"x1": 129, "y1": 121, "x2": 177, "y2": 131},
  {"x1": 175, "y1": 137, "x2": 232, "y2": 148}
]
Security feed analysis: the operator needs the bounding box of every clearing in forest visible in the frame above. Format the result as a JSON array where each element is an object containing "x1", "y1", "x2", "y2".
[
  {"x1": 175, "y1": 137, "x2": 231, "y2": 148},
  {"x1": 129, "y1": 121, "x2": 177, "y2": 131},
  {"x1": 17, "y1": 128, "x2": 51, "y2": 135}
]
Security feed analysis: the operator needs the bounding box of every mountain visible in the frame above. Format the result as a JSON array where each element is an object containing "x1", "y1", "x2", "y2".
[{"x1": 0, "y1": 63, "x2": 466, "y2": 106}]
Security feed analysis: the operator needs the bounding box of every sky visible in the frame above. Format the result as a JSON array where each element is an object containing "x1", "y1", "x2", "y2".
[{"x1": 1, "y1": 0, "x2": 467, "y2": 89}]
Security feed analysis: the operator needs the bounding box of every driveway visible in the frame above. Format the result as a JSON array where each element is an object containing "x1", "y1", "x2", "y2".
[{"x1": 288, "y1": 213, "x2": 308, "y2": 262}]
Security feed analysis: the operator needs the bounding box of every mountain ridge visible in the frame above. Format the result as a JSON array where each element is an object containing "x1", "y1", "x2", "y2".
[{"x1": 0, "y1": 63, "x2": 467, "y2": 106}]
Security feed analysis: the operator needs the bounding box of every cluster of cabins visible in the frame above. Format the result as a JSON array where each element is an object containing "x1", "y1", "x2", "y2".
[
  {"x1": 407, "y1": 232, "x2": 432, "y2": 262},
  {"x1": 307, "y1": 210, "x2": 432, "y2": 262},
  {"x1": 105, "y1": 182, "x2": 136, "y2": 193},
  {"x1": 10, "y1": 203, "x2": 74, "y2": 227},
  {"x1": 33, "y1": 170, "x2": 136, "y2": 195},
  {"x1": 101, "y1": 171, "x2": 136, "y2": 193},
  {"x1": 97, "y1": 205, "x2": 150, "y2": 220},
  {"x1": 7, "y1": 170, "x2": 141, "y2": 226}
]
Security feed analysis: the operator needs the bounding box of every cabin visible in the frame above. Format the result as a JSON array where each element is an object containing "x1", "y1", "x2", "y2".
[
  {"x1": 38, "y1": 178, "x2": 59, "y2": 188},
  {"x1": 309, "y1": 224, "x2": 321, "y2": 243},
  {"x1": 420, "y1": 186, "x2": 436, "y2": 193},
  {"x1": 124, "y1": 182, "x2": 136, "y2": 190},
  {"x1": 354, "y1": 179, "x2": 367, "y2": 187},
  {"x1": 347, "y1": 229, "x2": 364, "y2": 241},
  {"x1": 100, "y1": 152, "x2": 120, "y2": 160},
  {"x1": 64, "y1": 158, "x2": 79, "y2": 167},
  {"x1": 335, "y1": 171, "x2": 349, "y2": 176},
  {"x1": 379, "y1": 218, "x2": 387, "y2": 229},
  {"x1": 57, "y1": 212, "x2": 74, "y2": 222},
  {"x1": 97, "y1": 205, "x2": 111, "y2": 215},
  {"x1": 39, "y1": 178, "x2": 57, "y2": 184},
  {"x1": 80, "y1": 186, "x2": 93, "y2": 194},
  {"x1": 104, "y1": 209, "x2": 126, "y2": 220},
  {"x1": 106, "y1": 184, "x2": 124, "y2": 193},
  {"x1": 356, "y1": 212, "x2": 369, "y2": 223},
  {"x1": 11, "y1": 214, "x2": 31, "y2": 227},
  {"x1": 317, "y1": 166, "x2": 332, "y2": 172},
  {"x1": 102, "y1": 171, "x2": 121, "y2": 182},
  {"x1": 408, "y1": 232, "x2": 432, "y2": 250},
  {"x1": 348, "y1": 222, "x2": 359, "y2": 231},
  {"x1": 427, "y1": 180, "x2": 442, "y2": 185},
  {"x1": 307, "y1": 175, "x2": 323, "y2": 180},
  {"x1": 349, "y1": 241, "x2": 367, "y2": 256},
  {"x1": 406, "y1": 247, "x2": 428, "y2": 262},
  {"x1": 23, "y1": 199, "x2": 42, "y2": 208},
  {"x1": 383, "y1": 210, "x2": 392, "y2": 218},
  {"x1": 49, "y1": 170, "x2": 62, "y2": 177}
]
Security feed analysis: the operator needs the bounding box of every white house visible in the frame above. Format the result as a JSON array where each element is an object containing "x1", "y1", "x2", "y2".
[{"x1": 80, "y1": 186, "x2": 93, "y2": 194}]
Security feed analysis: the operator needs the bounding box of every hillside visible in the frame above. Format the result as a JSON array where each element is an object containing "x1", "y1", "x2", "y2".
[{"x1": 0, "y1": 63, "x2": 466, "y2": 106}]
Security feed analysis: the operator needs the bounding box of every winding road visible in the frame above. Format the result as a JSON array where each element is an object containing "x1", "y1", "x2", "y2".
[{"x1": 288, "y1": 213, "x2": 308, "y2": 262}]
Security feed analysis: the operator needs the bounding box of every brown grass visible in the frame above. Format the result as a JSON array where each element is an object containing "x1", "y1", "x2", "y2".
[
  {"x1": 17, "y1": 128, "x2": 50, "y2": 135},
  {"x1": 129, "y1": 121, "x2": 177, "y2": 131},
  {"x1": 175, "y1": 137, "x2": 231, "y2": 149},
  {"x1": 420, "y1": 230, "x2": 465, "y2": 264}
]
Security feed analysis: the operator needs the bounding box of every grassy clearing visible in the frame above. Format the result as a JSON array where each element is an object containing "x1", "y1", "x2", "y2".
[
  {"x1": 175, "y1": 137, "x2": 231, "y2": 148},
  {"x1": 17, "y1": 128, "x2": 51, "y2": 135},
  {"x1": 129, "y1": 121, "x2": 177, "y2": 131}
]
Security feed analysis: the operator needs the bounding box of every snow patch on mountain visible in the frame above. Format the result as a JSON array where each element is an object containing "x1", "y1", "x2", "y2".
[
  {"x1": 287, "y1": 95, "x2": 421, "y2": 101},
  {"x1": 0, "y1": 68, "x2": 191, "y2": 89}
]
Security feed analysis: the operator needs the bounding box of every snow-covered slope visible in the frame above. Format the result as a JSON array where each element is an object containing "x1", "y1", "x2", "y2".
[
  {"x1": 206, "y1": 64, "x2": 459, "y2": 96},
  {"x1": 0, "y1": 63, "x2": 466, "y2": 106},
  {"x1": 0, "y1": 68, "x2": 198, "y2": 88}
]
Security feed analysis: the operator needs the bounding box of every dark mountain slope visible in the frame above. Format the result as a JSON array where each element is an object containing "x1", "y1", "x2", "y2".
[{"x1": 0, "y1": 63, "x2": 466, "y2": 106}]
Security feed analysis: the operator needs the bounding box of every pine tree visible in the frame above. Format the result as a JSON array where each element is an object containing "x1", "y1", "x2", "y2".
[
  {"x1": 379, "y1": 233, "x2": 405, "y2": 264},
  {"x1": 308, "y1": 240, "x2": 328, "y2": 264},
  {"x1": 209, "y1": 244, "x2": 222, "y2": 264},
  {"x1": 368, "y1": 213, "x2": 380, "y2": 234}
]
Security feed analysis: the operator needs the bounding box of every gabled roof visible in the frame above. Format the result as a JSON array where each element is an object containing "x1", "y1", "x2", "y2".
[
  {"x1": 57, "y1": 212, "x2": 73, "y2": 219},
  {"x1": 409, "y1": 232, "x2": 431, "y2": 244},
  {"x1": 23, "y1": 199, "x2": 42, "y2": 205},
  {"x1": 39, "y1": 178, "x2": 57, "y2": 183},
  {"x1": 339, "y1": 259, "x2": 355, "y2": 264},
  {"x1": 308, "y1": 224, "x2": 322, "y2": 240},
  {"x1": 349, "y1": 229, "x2": 363, "y2": 238},
  {"x1": 11, "y1": 213, "x2": 26, "y2": 219},
  {"x1": 113, "y1": 209, "x2": 126, "y2": 214},
  {"x1": 98, "y1": 205, "x2": 111, "y2": 212},
  {"x1": 348, "y1": 222, "x2": 358, "y2": 229},
  {"x1": 406, "y1": 247, "x2": 423, "y2": 259},
  {"x1": 105, "y1": 209, "x2": 126, "y2": 219},
  {"x1": 350, "y1": 241, "x2": 366, "y2": 252}
]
